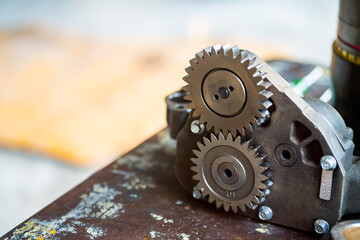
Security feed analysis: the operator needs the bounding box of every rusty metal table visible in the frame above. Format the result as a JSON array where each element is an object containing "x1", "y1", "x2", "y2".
[{"x1": 1, "y1": 129, "x2": 327, "y2": 240}]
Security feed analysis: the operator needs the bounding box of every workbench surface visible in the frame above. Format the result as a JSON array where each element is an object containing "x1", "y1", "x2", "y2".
[{"x1": 2, "y1": 130, "x2": 327, "y2": 240}]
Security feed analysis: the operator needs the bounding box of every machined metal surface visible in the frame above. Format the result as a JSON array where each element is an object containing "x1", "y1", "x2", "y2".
[
  {"x1": 171, "y1": 44, "x2": 360, "y2": 234},
  {"x1": 331, "y1": 220, "x2": 360, "y2": 240}
]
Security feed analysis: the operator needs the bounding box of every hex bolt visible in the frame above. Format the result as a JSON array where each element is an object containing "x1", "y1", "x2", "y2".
[
  {"x1": 320, "y1": 155, "x2": 337, "y2": 171},
  {"x1": 192, "y1": 187, "x2": 202, "y2": 199},
  {"x1": 314, "y1": 219, "x2": 330, "y2": 234},
  {"x1": 258, "y1": 206, "x2": 273, "y2": 221},
  {"x1": 190, "y1": 120, "x2": 204, "y2": 134}
]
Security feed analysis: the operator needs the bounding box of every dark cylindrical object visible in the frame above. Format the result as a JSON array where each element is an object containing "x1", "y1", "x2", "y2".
[{"x1": 332, "y1": 0, "x2": 360, "y2": 155}]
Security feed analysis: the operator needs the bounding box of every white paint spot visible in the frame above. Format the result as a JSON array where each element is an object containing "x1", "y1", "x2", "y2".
[
  {"x1": 178, "y1": 233, "x2": 190, "y2": 240},
  {"x1": 255, "y1": 223, "x2": 271, "y2": 235},
  {"x1": 150, "y1": 213, "x2": 174, "y2": 224},
  {"x1": 86, "y1": 226, "x2": 104, "y2": 240},
  {"x1": 175, "y1": 200, "x2": 183, "y2": 205}
]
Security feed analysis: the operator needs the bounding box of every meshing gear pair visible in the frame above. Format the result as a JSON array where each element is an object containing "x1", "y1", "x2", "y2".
[{"x1": 184, "y1": 44, "x2": 273, "y2": 213}]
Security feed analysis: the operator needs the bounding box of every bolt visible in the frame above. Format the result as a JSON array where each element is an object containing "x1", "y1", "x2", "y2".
[
  {"x1": 190, "y1": 120, "x2": 204, "y2": 134},
  {"x1": 258, "y1": 206, "x2": 273, "y2": 221},
  {"x1": 192, "y1": 187, "x2": 202, "y2": 199},
  {"x1": 218, "y1": 87, "x2": 229, "y2": 99},
  {"x1": 320, "y1": 155, "x2": 337, "y2": 171},
  {"x1": 314, "y1": 219, "x2": 330, "y2": 234}
]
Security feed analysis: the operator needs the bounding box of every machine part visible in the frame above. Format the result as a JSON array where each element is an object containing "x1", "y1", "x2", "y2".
[
  {"x1": 165, "y1": 90, "x2": 190, "y2": 139},
  {"x1": 183, "y1": 44, "x2": 273, "y2": 136},
  {"x1": 314, "y1": 219, "x2": 330, "y2": 234},
  {"x1": 190, "y1": 132, "x2": 271, "y2": 213},
  {"x1": 258, "y1": 206, "x2": 273, "y2": 221},
  {"x1": 321, "y1": 155, "x2": 337, "y2": 171},
  {"x1": 192, "y1": 186, "x2": 202, "y2": 199},
  {"x1": 332, "y1": 0, "x2": 360, "y2": 155},
  {"x1": 319, "y1": 155, "x2": 337, "y2": 200},
  {"x1": 173, "y1": 44, "x2": 358, "y2": 233},
  {"x1": 331, "y1": 220, "x2": 360, "y2": 240},
  {"x1": 190, "y1": 120, "x2": 204, "y2": 134},
  {"x1": 274, "y1": 143, "x2": 297, "y2": 167}
]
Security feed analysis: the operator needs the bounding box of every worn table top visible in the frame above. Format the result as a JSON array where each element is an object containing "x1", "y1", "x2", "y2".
[{"x1": 1, "y1": 129, "x2": 327, "y2": 240}]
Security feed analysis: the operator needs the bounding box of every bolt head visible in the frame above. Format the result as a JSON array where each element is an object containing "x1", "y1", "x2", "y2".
[
  {"x1": 190, "y1": 120, "x2": 204, "y2": 134},
  {"x1": 258, "y1": 206, "x2": 273, "y2": 221},
  {"x1": 314, "y1": 219, "x2": 330, "y2": 234},
  {"x1": 192, "y1": 187, "x2": 202, "y2": 199},
  {"x1": 320, "y1": 155, "x2": 337, "y2": 171}
]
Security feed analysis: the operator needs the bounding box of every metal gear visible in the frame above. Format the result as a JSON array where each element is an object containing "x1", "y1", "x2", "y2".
[
  {"x1": 191, "y1": 131, "x2": 272, "y2": 213},
  {"x1": 183, "y1": 44, "x2": 273, "y2": 136}
]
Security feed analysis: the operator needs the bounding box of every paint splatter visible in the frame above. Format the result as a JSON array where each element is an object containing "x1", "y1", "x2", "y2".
[
  {"x1": 177, "y1": 233, "x2": 190, "y2": 240},
  {"x1": 7, "y1": 183, "x2": 122, "y2": 239},
  {"x1": 114, "y1": 131, "x2": 176, "y2": 171},
  {"x1": 255, "y1": 223, "x2": 271, "y2": 235},
  {"x1": 150, "y1": 213, "x2": 174, "y2": 224}
]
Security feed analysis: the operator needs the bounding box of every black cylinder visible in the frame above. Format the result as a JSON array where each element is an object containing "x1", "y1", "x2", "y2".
[{"x1": 332, "y1": 0, "x2": 360, "y2": 155}]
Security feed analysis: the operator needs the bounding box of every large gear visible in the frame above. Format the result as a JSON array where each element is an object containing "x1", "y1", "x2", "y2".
[
  {"x1": 191, "y1": 131, "x2": 272, "y2": 213},
  {"x1": 183, "y1": 44, "x2": 273, "y2": 136}
]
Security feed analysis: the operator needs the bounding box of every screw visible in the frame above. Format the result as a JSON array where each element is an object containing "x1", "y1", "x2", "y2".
[
  {"x1": 258, "y1": 206, "x2": 273, "y2": 221},
  {"x1": 314, "y1": 219, "x2": 330, "y2": 234},
  {"x1": 190, "y1": 120, "x2": 204, "y2": 134},
  {"x1": 192, "y1": 187, "x2": 202, "y2": 199},
  {"x1": 320, "y1": 155, "x2": 337, "y2": 171}
]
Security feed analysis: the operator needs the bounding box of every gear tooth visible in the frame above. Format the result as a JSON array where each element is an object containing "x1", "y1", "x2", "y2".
[
  {"x1": 183, "y1": 94, "x2": 191, "y2": 101},
  {"x1": 216, "y1": 201, "x2": 222, "y2": 209},
  {"x1": 190, "y1": 165, "x2": 197, "y2": 172},
  {"x1": 203, "y1": 136, "x2": 211, "y2": 145},
  {"x1": 183, "y1": 85, "x2": 190, "y2": 92},
  {"x1": 202, "y1": 46, "x2": 212, "y2": 58},
  {"x1": 220, "y1": 43, "x2": 231, "y2": 56},
  {"x1": 189, "y1": 58, "x2": 197, "y2": 67},
  {"x1": 226, "y1": 132, "x2": 233, "y2": 141},
  {"x1": 218, "y1": 131, "x2": 225, "y2": 140},
  {"x1": 231, "y1": 205, "x2": 238, "y2": 214},
  {"x1": 193, "y1": 149, "x2": 201, "y2": 157},
  {"x1": 210, "y1": 133, "x2": 217, "y2": 142},
  {"x1": 193, "y1": 109, "x2": 201, "y2": 118},
  {"x1": 183, "y1": 75, "x2": 191, "y2": 83},
  {"x1": 185, "y1": 66, "x2": 194, "y2": 74},
  {"x1": 238, "y1": 127, "x2": 245, "y2": 136},
  {"x1": 260, "y1": 72, "x2": 268, "y2": 79},
  {"x1": 208, "y1": 195, "x2": 215, "y2": 203},
  {"x1": 239, "y1": 204, "x2": 246, "y2": 212},
  {"x1": 259, "y1": 90, "x2": 273, "y2": 101},
  {"x1": 190, "y1": 157, "x2": 198, "y2": 163},
  {"x1": 231, "y1": 46, "x2": 240, "y2": 58},
  {"x1": 197, "y1": 142, "x2": 205, "y2": 151},
  {"x1": 255, "y1": 109, "x2": 269, "y2": 119},
  {"x1": 257, "y1": 79, "x2": 272, "y2": 89},
  {"x1": 193, "y1": 173, "x2": 201, "y2": 181},
  {"x1": 211, "y1": 44, "x2": 221, "y2": 56},
  {"x1": 240, "y1": 49, "x2": 249, "y2": 61},
  {"x1": 188, "y1": 102, "x2": 196, "y2": 109},
  {"x1": 243, "y1": 55, "x2": 256, "y2": 67},
  {"x1": 223, "y1": 204, "x2": 230, "y2": 212},
  {"x1": 259, "y1": 100, "x2": 273, "y2": 110},
  {"x1": 234, "y1": 136, "x2": 241, "y2": 145},
  {"x1": 259, "y1": 188, "x2": 271, "y2": 197}
]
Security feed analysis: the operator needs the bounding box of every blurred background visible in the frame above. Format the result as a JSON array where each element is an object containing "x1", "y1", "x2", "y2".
[{"x1": 0, "y1": 0, "x2": 338, "y2": 235}]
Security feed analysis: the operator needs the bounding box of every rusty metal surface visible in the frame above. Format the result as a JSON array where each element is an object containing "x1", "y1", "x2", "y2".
[{"x1": 1, "y1": 130, "x2": 327, "y2": 240}]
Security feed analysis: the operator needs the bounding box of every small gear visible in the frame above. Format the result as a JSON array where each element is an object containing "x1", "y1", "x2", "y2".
[
  {"x1": 191, "y1": 132, "x2": 272, "y2": 213},
  {"x1": 183, "y1": 44, "x2": 273, "y2": 136}
]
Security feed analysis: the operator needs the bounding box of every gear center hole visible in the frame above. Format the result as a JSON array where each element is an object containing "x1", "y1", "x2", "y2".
[
  {"x1": 223, "y1": 168, "x2": 233, "y2": 178},
  {"x1": 281, "y1": 150, "x2": 291, "y2": 160}
]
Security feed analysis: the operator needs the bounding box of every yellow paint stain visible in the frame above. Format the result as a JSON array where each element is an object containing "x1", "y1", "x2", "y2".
[
  {"x1": 13, "y1": 220, "x2": 35, "y2": 235},
  {"x1": 42, "y1": 227, "x2": 46, "y2": 232},
  {"x1": 36, "y1": 235, "x2": 44, "y2": 240},
  {"x1": 50, "y1": 230, "x2": 56, "y2": 234}
]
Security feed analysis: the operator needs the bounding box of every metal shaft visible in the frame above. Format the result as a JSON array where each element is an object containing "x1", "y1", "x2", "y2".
[{"x1": 332, "y1": 0, "x2": 360, "y2": 155}]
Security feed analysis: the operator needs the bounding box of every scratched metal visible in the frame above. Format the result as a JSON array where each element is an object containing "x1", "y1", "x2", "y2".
[{"x1": 1, "y1": 129, "x2": 328, "y2": 240}]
